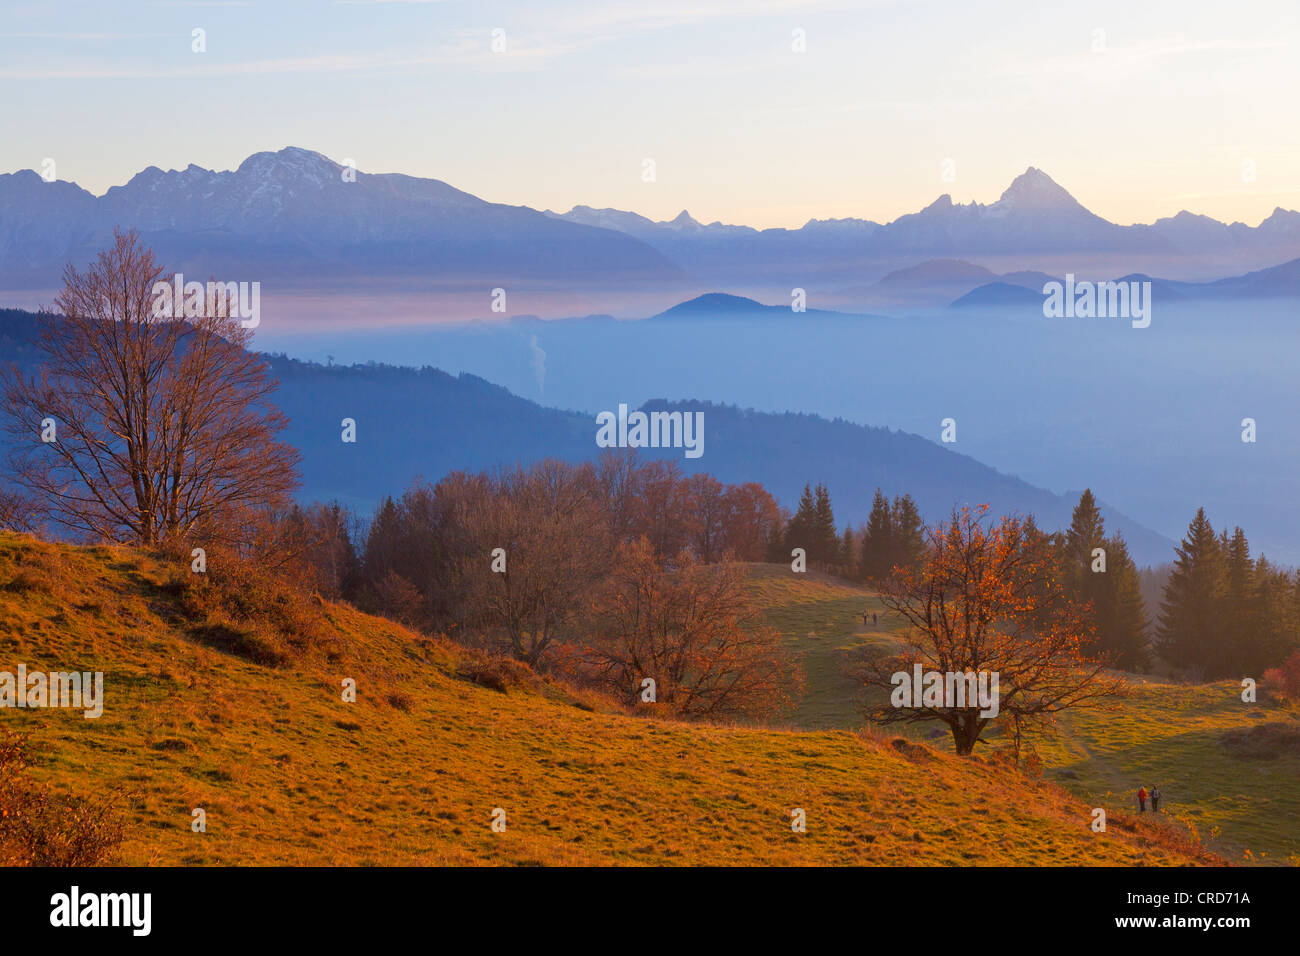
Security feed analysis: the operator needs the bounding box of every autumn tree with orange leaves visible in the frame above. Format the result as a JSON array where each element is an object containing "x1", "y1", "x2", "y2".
[{"x1": 862, "y1": 505, "x2": 1124, "y2": 755}]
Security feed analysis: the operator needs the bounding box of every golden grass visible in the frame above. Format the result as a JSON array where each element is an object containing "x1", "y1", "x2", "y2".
[
  {"x1": 749, "y1": 562, "x2": 1300, "y2": 865},
  {"x1": 0, "y1": 535, "x2": 1220, "y2": 866}
]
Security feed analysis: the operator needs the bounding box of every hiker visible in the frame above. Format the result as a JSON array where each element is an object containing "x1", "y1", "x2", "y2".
[
  {"x1": 1151, "y1": 786, "x2": 1161, "y2": 813},
  {"x1": 1137, "y1": 786, "x2": 1147, "y2": 813}
]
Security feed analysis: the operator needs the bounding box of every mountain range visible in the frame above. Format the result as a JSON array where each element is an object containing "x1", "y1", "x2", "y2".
[
  {"x1": 0, "y1": 147, "x2": 683, "y2": 292},
  {"x1": 3, "y1": 149, "x2": 1298, "y2": 317},
  {"x1": 549, "y1": 167, "x2": 1300, "y2": 260},
  {"x1": 548, "y1": 166, "x2": 1300, "y2": 292}
]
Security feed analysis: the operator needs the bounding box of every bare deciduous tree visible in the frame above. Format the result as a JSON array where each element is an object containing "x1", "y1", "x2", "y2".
[
  {"x1": 579, "y1": 537, "x2": 800, "y2": 720},
  {"x1": 442, "y1": 461, "x2": 612, "y2": 665},
  {"x1": 0, "y1": 489, "x2": 34, "y2": 533},
  {"x1": 1, "y1": 229, "x2": 299, "y2": 545}
]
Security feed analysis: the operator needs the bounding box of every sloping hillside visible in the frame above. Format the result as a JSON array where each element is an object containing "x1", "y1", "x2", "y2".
[
  {"x1": 0, "y1": 535, "x2": 1216, "y2": 866},
  {"x1": 747, "y1": 564, "x2": 1300, "y2": 864}
]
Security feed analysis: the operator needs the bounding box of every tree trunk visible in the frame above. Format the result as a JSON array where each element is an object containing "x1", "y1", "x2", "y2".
[{"x1": 951, "y1": 718, "x2": 980, "y2": 756}]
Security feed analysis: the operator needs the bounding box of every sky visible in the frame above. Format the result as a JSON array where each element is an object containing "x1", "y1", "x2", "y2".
[{"x1": 1, "y1": 0, "x2": 1297, "y2": 229}]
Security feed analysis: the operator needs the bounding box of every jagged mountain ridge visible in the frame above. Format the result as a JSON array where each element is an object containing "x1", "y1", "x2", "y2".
[
  {"x1": 0, "y1": 147, "x2": 686, "y2": 285},
  {"x1": 4, "y1": 152, "x2": 1297, "y2": 299}
]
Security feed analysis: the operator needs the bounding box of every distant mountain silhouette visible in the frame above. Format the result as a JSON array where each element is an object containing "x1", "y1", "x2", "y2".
[
  {"x1": 948, "y1": 272, "x2": 1190, "y2": 311},
  {"x1": 837, "y1": 259, "x2": 999, "y2": 310},
  {"x1": 875, "y1": 259, "x2": 999, "y2": 285},
  {"x1": 949, "y1": 282, "x2": 1044, "y2": 309},
  {"x1": 1192, "y1": 255, "x2": 1300, "y2": 298},
  {"x1": 656, "y1": 293, "x2": 772, "y2": 316},
  {"x1": 652, "y1": 292, "x2": 842, "y2": 319},
  {"x1": 552, "y1": 205, "x2": 760, "y2": 241},
  {"x1": 552, "y1": 167, "x2": 1300, "y2": 277},
  {"x1": 5, "y1": 152, "x2": 1298, "y2": 314},
  {"x1": 644, "y1": 253, "x2": 1300, "y2": 316},
  {"x1": 997, "y1": 269, "x2": 1057, "y2": 290},
  {"x1": 949, "y1": 257, "x2": 1300, "y2": 309},
  {"x1": 1147, "y1": 207, "x2": 1300, "y2": 254},
  {"x1": 0, "y1": 147, "x2": 684, "y2": 289}
]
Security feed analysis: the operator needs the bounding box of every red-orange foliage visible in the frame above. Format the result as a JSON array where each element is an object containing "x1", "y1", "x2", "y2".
[
  {"x1": 864, "y1": 505, "x2": 1124, "y2": 755},
  {"x1": 1263, "y1": 650, "x2": 1300, "y2": 703}
]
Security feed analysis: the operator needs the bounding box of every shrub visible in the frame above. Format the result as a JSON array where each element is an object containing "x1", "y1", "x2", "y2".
[
  {"x1": 0, "y1": 730, "x2": 126, "y2": 866},
  {"x1": 364, "y1": 571, "x2": 426, "y2": 629},
  {"x1": 1262, "y1": 651, "x2": 1300, "y2": 703},
  {"x1": 158, "y1": 541, "x2": 329, "y2": 665},
  {"x1": 454, "y1": 650, "x2": 540, "y2": 694},
  {"x1": 0, "y1": 546, "x2": 64, "y2": 596},
  {"x1": 1, "y1": 566, "x2": 53, "y2": 595},
  {"x1": 386, "y1": 690, "x2": 414, "y2": 712}
]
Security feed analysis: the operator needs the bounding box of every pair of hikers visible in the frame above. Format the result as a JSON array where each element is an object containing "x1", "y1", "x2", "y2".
[{"x1": 1137, "y1": 786, "x2": 1162, "y2": 813}]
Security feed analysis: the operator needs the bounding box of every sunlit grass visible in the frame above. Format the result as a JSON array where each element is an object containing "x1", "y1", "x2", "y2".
[
  {"x1": 0, "y1": 536, "x2": 1223, "y2": 866},
  {"x1": 748, "y1": 563, "x2": 1300, "y2": 865}
]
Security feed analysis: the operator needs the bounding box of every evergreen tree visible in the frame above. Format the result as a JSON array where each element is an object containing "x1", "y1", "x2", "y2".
[
  {"x1": 362, "y1": 496, "x2": 403, "y2": 581},
  {"x1": 325, "y1": 501, "x2": 361, "y2": 600},
  {"x1": 784, "y1": 484, "x2": 818, "y2": 562},
  {"x1": 1020, "y1": 513, "x2": 1066, "y2": 632},
  {"x1": 1066, "y1": 490, "x2": 1106, "y2": 581},
  {"x1": 1223, "y1": 527, "x2": 1256, "y2": 670},
  {"x1": 840, "y1": 527, "x2": 856, "y2": 577},
  {"x1": 1022, "y1": 513, "x2": 1050, "y2": 548},
  {"x1": 1158, "y1": 508, "x2": 1229, "y2": 677},
  {"x1": 890, "y1": 494, "x2": 927, "y2": 572},
  {"x1": 1095, "y1": 534, "x2": 1149, "y2": 671},
  {"x1": 1065, "y1": 490, "x2": 1109, "y2": 654},
  {"x1": 813, "y1": 483, "x2": 838, "y2": 564},
  {"x1": 1248, "y1": 557, "x2": 1298, "y2": 675},
  {"x1": 861, "y1": 488, "x2": 893, "y2": 581}
]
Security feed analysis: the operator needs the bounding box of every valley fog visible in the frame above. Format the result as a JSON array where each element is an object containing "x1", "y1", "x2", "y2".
[{"x1": 257, "y1": 299, "x2": 1300, "y2": 563}]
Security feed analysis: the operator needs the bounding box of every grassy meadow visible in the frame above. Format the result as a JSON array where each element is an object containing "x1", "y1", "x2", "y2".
[
  {"x1": 0, "y1": 533, "x2": 1235, "y2": 866},
  {"x1": 748, "y1": 564, "x2": 1300, "y2": 865}
]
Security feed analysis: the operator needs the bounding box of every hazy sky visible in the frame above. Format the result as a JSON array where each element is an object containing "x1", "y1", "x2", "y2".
[{"x1": 2, "y1": 0, "x2": 1297, "y2": 229}]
